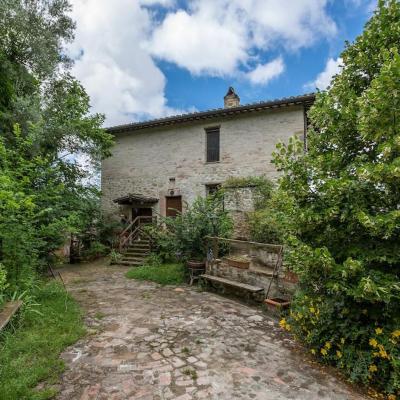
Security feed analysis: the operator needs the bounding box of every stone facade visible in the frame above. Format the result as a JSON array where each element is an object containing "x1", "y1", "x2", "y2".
[
  {"x1": 102, "y1": 103, "x2": 306, "y2": 220},
  {"x1": 223, "y1": 186, "x2": 257, "y2": 239}
]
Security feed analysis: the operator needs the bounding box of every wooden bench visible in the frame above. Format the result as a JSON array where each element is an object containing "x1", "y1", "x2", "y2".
[
  {"x1": 0, "y1": 300, "x2": 23, "y2": 332},
  {"x1": 200, "y1": 274, "x2": 264, "y2": 301}
]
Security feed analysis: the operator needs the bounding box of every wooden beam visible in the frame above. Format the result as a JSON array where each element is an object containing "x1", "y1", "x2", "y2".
[{"x1": 0, "y1": 300, "x2": 23, "y2": 331}]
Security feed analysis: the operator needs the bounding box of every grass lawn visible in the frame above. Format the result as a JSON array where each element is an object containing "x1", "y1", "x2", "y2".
[
  {"x1": 126, "y1": 262, "x2": 185, "y2": 285},
  {"x1": 0, "y1": 281, "x2": 85, "y2": 400}
]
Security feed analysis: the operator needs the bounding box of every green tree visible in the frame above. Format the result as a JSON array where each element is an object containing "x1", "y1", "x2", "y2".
[
  {"x1": 0, "y1": 0, "x2": 113, "y2": 296},
  {"x1": 271, "y1": 0, "x2": 400, "y2": 394}
]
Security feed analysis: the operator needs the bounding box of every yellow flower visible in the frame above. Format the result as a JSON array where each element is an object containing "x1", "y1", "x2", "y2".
[
  {"x1": 297, "y1": 312, "x2": 303, "y2": 319},
  {"x1": 309, "y1": 307, "x2": 316, "y2": 314},
  {"x1": 279, "y1": 318, "x2": 286, "y2": 329},
  {"x1": 378, "y1": 345, "x2": 388, "y2": 359},
  {"x1": 285, "y1": 324, "x2": 291, "y2": 332},
  {"x1": 391, "y1": 330, "x2": 400, "y2": 338},
  {"x1": 336, "y1": 350, "x2": 342, "y2": 358},
  {"x1": 321, "y1": 348, "x2": 328, "y2": 356},
  {"x1": 369, "y1": 338, "x2": 378, "y2": 348},
  {"x1": 368, "y1": 364, "x2": 378, "y2": 373},
  {"x1": 375, "y1": 327, "x2": 383, "y2": 335},
  {"x1": 324, "y1": 341, "x2": 331, "y2": 350},
  {"x1": 311, "y1": 349, "x2": 316, "y2": 355}
]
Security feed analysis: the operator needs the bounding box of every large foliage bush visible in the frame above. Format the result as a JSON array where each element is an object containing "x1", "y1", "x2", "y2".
[
  {"x1": 0, "y1": 1, "x2": 113, "y2": 298},
  {"x1": 149, "y1": 195, "x2": 233, "y2": 261},
  {"x1": 255, "y1": 1, "x2": 400, "y2": 395}
]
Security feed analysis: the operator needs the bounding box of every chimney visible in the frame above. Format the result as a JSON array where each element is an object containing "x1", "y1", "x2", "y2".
[{"x1": 224, "y1": 86, "x2": 240, "y2": 108}]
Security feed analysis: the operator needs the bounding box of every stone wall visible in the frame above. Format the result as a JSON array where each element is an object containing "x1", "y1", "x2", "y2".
[
  {"x1": 206, "y1": 239, "x2": 297, "y2": 299},
  {"x1": 101, "y1": 106, "x2": 305, "y2": 219},
  {"x1": 223, "y1": 186, "x2": 256, "y2": 239}
]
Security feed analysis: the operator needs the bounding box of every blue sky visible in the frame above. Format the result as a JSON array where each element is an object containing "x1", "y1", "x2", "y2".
[{"x1": 68, "y1": 0, "x2": 376, "y2": 125}]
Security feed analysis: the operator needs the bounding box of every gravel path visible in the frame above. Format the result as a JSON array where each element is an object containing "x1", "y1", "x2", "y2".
[{"x1": 56, "y1": 260, "x2": 369, "y2": 400}]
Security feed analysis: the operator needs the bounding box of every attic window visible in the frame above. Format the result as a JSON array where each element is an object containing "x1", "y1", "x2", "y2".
[{"x1": 206, "y1": 127, "x2": 220, "y2": 162}]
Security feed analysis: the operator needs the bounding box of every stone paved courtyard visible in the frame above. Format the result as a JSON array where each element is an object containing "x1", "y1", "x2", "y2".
[{"x1": 57, "y1": 260, "x2": 369, "y2": 400}]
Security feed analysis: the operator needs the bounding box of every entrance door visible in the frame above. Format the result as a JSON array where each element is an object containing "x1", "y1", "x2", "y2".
[
  {"x1": 132, "y1": 207, "x2": 153, "y2": 220},
  {"x1": 166, "y1": 196, "x2": 182, "y2": 217}
]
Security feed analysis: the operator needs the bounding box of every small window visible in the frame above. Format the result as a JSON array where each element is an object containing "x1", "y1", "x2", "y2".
[
  {"x1": 206, "y1": 127, "x2": 220, "y2": 162},
  {"x1": 206, "y1": 183, "x2": 221, "y2": 196}
]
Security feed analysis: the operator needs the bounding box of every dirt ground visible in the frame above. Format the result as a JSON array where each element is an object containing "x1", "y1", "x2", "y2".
[{"x1": 56, "y1": 259, "x2": 369, "y2": 400}]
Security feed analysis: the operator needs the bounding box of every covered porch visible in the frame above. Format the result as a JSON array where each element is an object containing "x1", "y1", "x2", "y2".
[{"x1": 113, "y1": 193, "x2": 159, "y2": 222}]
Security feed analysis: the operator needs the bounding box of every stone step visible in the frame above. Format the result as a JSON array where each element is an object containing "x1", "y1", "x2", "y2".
[
  {"x1": 125, "y1": 251, "x2": 149, "y2": 257},
  {"x1": 126, "y1": 246, "x2": 149, "y2": 251},
  {"x1": 122, "y1": 256, "x2": 146, "y2": 262},
  {"x1": 126, "y1": 248, "x2": 149, "y2": 253},
  {"x1": 120, "y1": 260, "x2": 143, "y2": 267},
  {"x1": 200, "y1": 274, "x2": 264, "y2": 293},
  {"x1": 129, "y1": 243, "x2": 150, "y2": 248}
]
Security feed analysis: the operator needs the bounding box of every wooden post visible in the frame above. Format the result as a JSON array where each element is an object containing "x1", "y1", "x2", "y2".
[{"x1": 212, "y1": 237, "x2": 219, "y2": 260}]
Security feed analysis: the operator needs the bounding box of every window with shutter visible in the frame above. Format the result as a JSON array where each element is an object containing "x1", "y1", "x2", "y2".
[{"x1": 206, "y1": 127, "x2": 220, "y2": 162}]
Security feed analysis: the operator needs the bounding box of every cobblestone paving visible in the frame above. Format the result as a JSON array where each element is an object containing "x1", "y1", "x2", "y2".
[{"x1": 57, "y1": 260, "x2": 369, "y2": 400}]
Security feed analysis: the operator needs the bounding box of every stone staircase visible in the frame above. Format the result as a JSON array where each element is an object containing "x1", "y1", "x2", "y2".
[{"x1": 120, "y1": 239, "x2": 150, "y2": 267}]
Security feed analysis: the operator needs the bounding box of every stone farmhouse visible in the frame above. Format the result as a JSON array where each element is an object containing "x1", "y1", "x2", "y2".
[{"x1": 101, "y1": 88, "x2": 314, "y2": 222}]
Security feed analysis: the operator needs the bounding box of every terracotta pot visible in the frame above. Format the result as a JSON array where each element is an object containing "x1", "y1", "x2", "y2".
[
  {"x1": 225, "y1": 257, "x2": 250, "y2": 269},
  {"x1": 264, "y1": 297, "x2": 291, "y2": 312},
  {"x1": 186, "y1": 260, "x2": 205, "y2": 270}
]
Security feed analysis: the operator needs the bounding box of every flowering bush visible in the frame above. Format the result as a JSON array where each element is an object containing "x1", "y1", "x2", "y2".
[
  {"x1": 268, "y1": 2, "x2": 400, "y2": 396},
  {"x1": 281, "y1": 290, "x2": 399, "y2": 394}
]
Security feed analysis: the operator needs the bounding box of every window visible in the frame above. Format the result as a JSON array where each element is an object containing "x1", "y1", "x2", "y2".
[
  {"x1": 206, "y1": 183, "x2": 221, "y2": 196},
  {"x1": 206, "y1": 127, "x2": 220, "y2": 162}
]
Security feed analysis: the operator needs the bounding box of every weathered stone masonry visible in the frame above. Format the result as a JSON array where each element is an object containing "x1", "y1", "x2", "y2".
[{"x1": 101, "y1": 93, "x2": 314, "y2": 221}]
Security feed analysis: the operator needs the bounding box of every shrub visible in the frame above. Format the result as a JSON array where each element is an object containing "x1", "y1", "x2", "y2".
[
  {"x1": 0, "y1": 264, "x2": 8, "y2": 306},
  {"x1": 143, "y1": 252, "x2": 163, "y2": 268},
  {"x1": 150, "y1": 195, "x2": 233, "y2": 261},
  {"x1": 265, "y1": 2, "x2": 400, "y2": 395},
  {"x1": 143, "y1": 224, "x2": 177, "y2": 262},
  {"x1": 282, "y1": 286, "x2": 400, "y2": 393},
  {"x1": 81, "y1": 241, "x2": 108, "y2": 261},
  {"x1": 109, "y1": 249, "x2": 123, "y2": 265},
  {"x1": 249, "y1": 189, "x2": 297, "y2": 244}
]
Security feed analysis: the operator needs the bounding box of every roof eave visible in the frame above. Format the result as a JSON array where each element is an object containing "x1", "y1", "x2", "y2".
[{"x1": 106, "y1": 93, "x2": 315, "y2": 134}]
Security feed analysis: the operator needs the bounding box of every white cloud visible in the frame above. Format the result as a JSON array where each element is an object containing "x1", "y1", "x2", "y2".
[
  {"x1": 140, "y1": 0, "x2": 175, "y2": 6},
  {"x1": 147, "y1": 8, "x2": 247, "y2": 76},
  {"x1": 68, "y1": 0, "x2": 181, "y2": 126},
  {"x1": 306, "y1": 57, "x2": 343, "y2": 90},
  {"x1": 67, "y1": 0, "x2": 338, "y2": 126},
  {"x1": 148, "y1": 0, "x2": 337, "y2": 77},
  {"x1": 245, "y1": 57, "x2": 285, "y2": 85}
]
